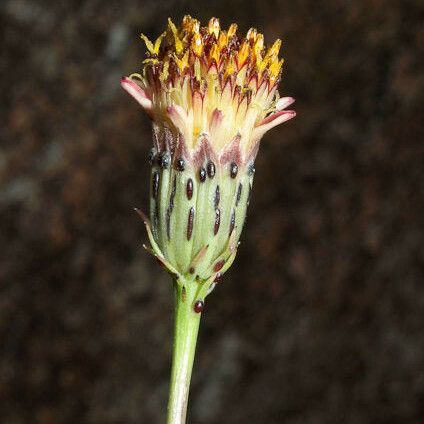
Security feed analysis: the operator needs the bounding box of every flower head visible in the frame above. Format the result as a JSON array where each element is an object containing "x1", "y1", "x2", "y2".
[
  {"x1": 122, "y1": 15, "x2": 295, "y2": 166},
  {"x1": 123, "y1": 16, "x2": 295, "y2": 292}
]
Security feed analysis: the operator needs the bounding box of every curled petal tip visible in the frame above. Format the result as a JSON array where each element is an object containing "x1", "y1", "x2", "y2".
[
  {"x1": 257, "y1": 109, "x2": 296, "y2": 128},
  {"x1": 121, "y1": 76, "x2": 153, "y2": 111},
  {"x1": 276, "y1": 97, "x2": 295, "y2": 111},
  {"x1": 252, "y1": 109, "x2": 296, "y2": 143}
]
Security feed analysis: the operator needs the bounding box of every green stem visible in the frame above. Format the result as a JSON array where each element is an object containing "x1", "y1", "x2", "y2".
[{"x1": 167, "y1": 280, "x2": 202, "y2": 424}]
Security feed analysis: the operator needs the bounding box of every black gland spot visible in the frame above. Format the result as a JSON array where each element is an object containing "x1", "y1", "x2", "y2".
[
  {"x1": 187, "y1": 207, "x2": 194, "y2": 240},
  {"x1": 214, "y1": 208, "x2": 221, "y2": 235},
  {"x1": 148, "y1": 148, "x2": 157, "y2": 165},
  {"x1": 181, "y1": 286, "x2": 186, "y2": 302},
  {"x1": 152, "y1": 171, "x2": 160, "y2": 199},
  {"x1": 193, "y1": 300, "x2": 204, "y2": 313},
  {"x1": 189, "y1": 266, "x2": 195, "y2": 274},
  {"x1": 214, "y1": 185, "x2": 220, "y2": 208},
  {"x1": 248, "y1": 183, "x2": 252, "y2": 204},
  {"x1": 236, "y1": 183, "x2": 243, "y2": 206},
  {"x1": 248, "y1": 162, "x2": 255, "y2": 176},
  {"x1": 186, "y1": 178, "x2": 194, "y2": 200},
  {"x1": 159, "y1": 152, "x2": 170, "y2": 169},
  {"x1": 199, "y1": 167, "x2": 207, "y2": 182},
  {"x1": 176, "y1": 158, "x2": 185, "y2": 171},
  {"x1": 207, "y1": 161, "x2": 216, "y2": 178},
  {"x1": 230, "y1": 162, "x2": 238, "y2": 178},
  {"x1": 214, "y1": 272, "x2": 222, "y2": 283},
  {"x1": 229, "y1": 209, "x2": 236, "y2": 235}
]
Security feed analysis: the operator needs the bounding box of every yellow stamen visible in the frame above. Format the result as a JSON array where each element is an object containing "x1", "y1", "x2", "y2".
[
  {"x1": 168, "y1": 18, "x2": 184, "y2": 55},
  {"x1": 142, "y1": 58, "x2": 160, "y2": 66},
  {"x1": 140, "y1": 33, "x2": 155, "y2": 55},
  {"x1": 269, "y1": 58, "x2": 284, "y2": 80},
  {"x1": 268, "y1": 39, "x2": 282, "y2": 57},
  {"x1": 259, "y1": 39, "x2": 280, "y2": 73},
  {"x1": 253, "y1": 34, "x2": 264, "y2": 66},
  {"x1": 237, "y1": 40, "x2": 250, "y2": 67},
  {"x1": 194, "y1": 58, "x2": 201, "y2": 81},
  {"x1": 225, "y1": 54, "x2": 237, "y2": 77},
  {"x1": 174, "y1": 51, "x2": 189, "y2": 72},
  {"x1": 247, "y1": 27, "x2": 257, "y2": 43},
  {"x1": 153, "y1": 32, "x2": 166, "y2": 53},
  {"x1": 160, "y1": 60, "x2": 170, "y2": 82},
  {"x1": 254, "y1": 34, "x2": 264, "y2": 54},
  {"x1": 182, "y1": 15, "x2": 200, "y2": 35}
]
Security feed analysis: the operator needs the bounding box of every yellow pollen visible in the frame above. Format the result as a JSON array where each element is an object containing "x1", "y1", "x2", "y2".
[
  {"x1": 140, "y1": 32, "x2": 165, "y2": 55},
  {"x1": 209, "y1": 43, "x2": 220, "y2": 64},
  {"x1": 168, "y1": 18, "x2": 184, "y2": 55},
  {"x1": 247, "y1": 27, "x2": 257, "y2": 43},
  {"x1": 138, "y1": 16, "x2": 284, "y2": 86},
  {"x1": 268, "y1": 58, "x2": 284, "y2": 80},
  {"x1": 191, "y1": 32, "x2": 203, "y2": 56},
  {"x1": 227, "y1": 23, "x2": 238, "y2": 38},
  {"x1": 182, "y1": 15, "x2": 193, "y2": 29},
  {"x1": 174, "y1": 51, "x2": 189, "y2": 72},
  {"x1": 268, "y1": 39, "x2": 282, "y2": 57},
  {"x1": 194, "y1": 58, "x2": 201, "y2": 81},
  {"x1": 217, "y1": 32, "x2": 227, "y2": 50},
  {"x1": 237, "y1": 40, "x2": 250, "y2": 67},
  {"x1": 225, "y1": 54, "x2": 237, "y2": 77},
  {"x1": 255, "y1": 34, "x2": 264, "y2": 52},
  {"x1": 252, "y1": 35, "x2": 264, "y2": 65},
  {"x1": 208, "y1": 17, "x2": 220, "y2": 38},
  {"x1": 160, "y1": 60, "x2": 170, "y2": 82},
  {"x1": 192, "y1": 21, "x2": 200, "y2": 34}
]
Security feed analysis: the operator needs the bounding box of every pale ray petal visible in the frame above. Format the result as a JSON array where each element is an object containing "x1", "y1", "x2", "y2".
[{"x1": 276, "y1": 96, "x2": 295, "y2": 111}]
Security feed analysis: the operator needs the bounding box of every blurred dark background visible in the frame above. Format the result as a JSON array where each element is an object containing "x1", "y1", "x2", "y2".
[{"x1": 1, "y1": 0, "x2": 423, "y2": 423}]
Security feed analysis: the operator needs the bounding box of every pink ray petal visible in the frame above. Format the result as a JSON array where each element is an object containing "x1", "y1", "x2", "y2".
[
  {"x1": 257, "y1": 109, "x2": 296, "y2": 128},
  {"x1": 252, "y1": 110, "x2": 296, "y2": 143},
  {"x1": 120, "y1": 77, "x2": 153, "y2": 111},
  {"x1": 209, "y1": 108, "x2": 223, "y2": 135}
]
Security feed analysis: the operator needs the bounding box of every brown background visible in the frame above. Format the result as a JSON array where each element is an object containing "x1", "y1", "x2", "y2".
[{"x1": 1, "y1": 0, "x2": 423, "y2": 423}]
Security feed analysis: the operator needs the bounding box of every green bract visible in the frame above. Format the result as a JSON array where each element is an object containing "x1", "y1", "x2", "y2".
[{"x1": 138, "y1": 131, "x2": 254, "y2": 298}]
